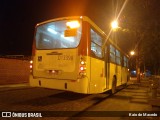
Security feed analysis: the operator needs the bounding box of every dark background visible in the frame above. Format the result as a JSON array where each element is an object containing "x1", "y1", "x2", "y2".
[
  {"x1": 1, "y1": 0, "x2": 160, "y2": 57},
  {"x1": 0, "y1": 0, "x2": 117, "y2": 55}
]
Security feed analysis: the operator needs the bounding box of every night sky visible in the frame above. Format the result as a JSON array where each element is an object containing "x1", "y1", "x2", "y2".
[
  {"x1": 0, "y1": 0, "x2": 120, "y2": 55},
  {"x1": 1, "y1": 0, "x2": 159, "y2": 56}
]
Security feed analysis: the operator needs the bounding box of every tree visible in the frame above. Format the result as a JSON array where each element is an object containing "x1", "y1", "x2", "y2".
[{"x1": 119, "y1": 0, "x2": 160, "y2": 75}]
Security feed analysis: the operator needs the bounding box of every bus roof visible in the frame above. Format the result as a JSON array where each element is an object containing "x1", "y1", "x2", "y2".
[
  {"x1": 36, "y1": 16, "x2": 105, "y2": 34},
  {"x1": 36, "y1": 16, "x2": 129, "y2": 57}
]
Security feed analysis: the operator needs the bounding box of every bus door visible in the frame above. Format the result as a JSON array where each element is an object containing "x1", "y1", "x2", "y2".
[
  {"x1": 90, "y1": 53, "x2": 105, "y2": 93},
  {"x1": 90, "y1": 28, "x2": 105, "y2": 93}
]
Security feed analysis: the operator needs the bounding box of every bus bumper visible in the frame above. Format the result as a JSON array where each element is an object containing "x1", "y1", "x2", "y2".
[{"x1": 29, "y1": 74, "x2": 89, "y2": 94}]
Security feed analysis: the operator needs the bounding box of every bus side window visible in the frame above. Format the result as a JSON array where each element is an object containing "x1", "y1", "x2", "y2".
[
  {"x1": 116, "y1": 49, "x2": 121, "y2": 65},
  {"x1": 91, "y1": 49, "x2": 96, "y2": 56},
  {"x1": 91, "y1": 42, "x2": 97, "y2": 57},
  {"x1": 90, "y1": 28, "x2": 103, "y2": 58},
  {"x1": 110, "y1": 45, "x2": 116, "y2": 63},
  {"x1": 124, "y1": 56, "x2": 128, "y2": 67}
]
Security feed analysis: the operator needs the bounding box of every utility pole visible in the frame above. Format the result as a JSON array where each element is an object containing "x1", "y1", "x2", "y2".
[
  {"x1": 136, "y1": 52, "x2": 140, "y2": 82},
  {"x1": 136, "y1": 33, "x2": 141, "y2": 83}
]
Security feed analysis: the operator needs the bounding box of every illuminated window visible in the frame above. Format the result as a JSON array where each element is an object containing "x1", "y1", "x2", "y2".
[
  {"x1": 124, "y1": 56, "x2": 128, "y2": 67},
  {"x1": 110, "y1": 45, "x2": 116, "y2": 63},
  {"x1": 36, "y1": 19, "x2": 82, "y2": 49},
  {"x1": 116, "y1": 49, "x2": 121, "y2": 65},
  {"x1": 90, "y1": 29, "x2": 103, "y2": 58}
]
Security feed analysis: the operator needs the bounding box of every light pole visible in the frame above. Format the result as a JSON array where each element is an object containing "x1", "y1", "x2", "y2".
[
  {"x1": 111, "y1": 19, "x2": 142, "y2": 82},
  {"x1": 130, "y1": 50, "x2": 140, "y2": 82},
  {"x1": 136, "y1": 47, "x2": 141, "y2": 82},
  {"x1": 129, "y1": 50, "x2": 136, "y2": 76}
]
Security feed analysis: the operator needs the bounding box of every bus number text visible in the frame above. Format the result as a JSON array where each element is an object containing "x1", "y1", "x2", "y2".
[{"x1": 58, "y1": 55, "x2": 73, "y2": 61}]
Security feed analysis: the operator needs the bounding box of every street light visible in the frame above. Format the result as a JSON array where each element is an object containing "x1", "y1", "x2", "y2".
[
  {"x1": 130, "y1": 51, "x2": 135, "y2": 56},
  {"x1": 111, "y1": 20, "x2": 119, "y2": 30},
  {"x1": 102, "y1": 20, "x2": 119, "y2": 49},
  {"x1": 129, "y1": 50, "x2": 141, "y2": 82}
]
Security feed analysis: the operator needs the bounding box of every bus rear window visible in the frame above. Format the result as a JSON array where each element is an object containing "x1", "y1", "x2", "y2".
[{"x1": 35, "y1": 20, "x2": 82, "y2": 49}]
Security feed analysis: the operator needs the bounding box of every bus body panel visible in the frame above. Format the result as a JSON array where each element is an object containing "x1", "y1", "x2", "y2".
[
  {"x1": 33, "y1": 49, "x2": 79, "y2": 80},
  {"x1": 109, "y1": 63, "x2": 116, "y2": 89},
  {"x1": 121, "y1": 67, "x2": 128, "y2": 84},
  {"x1": 116, "y1": 65, "x2": 122, "y2": 86},
  {"x1": 109, "y1": 63, "x2": 127, "y2": 88},
  {"x1": 89, "y1": 57, "x2": 106, "y2": 93},
  {"x1": 30, "y1": 75, "x2": 89, "y2": 94}
]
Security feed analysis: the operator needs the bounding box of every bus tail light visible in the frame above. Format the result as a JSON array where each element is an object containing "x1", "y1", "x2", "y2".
[
  {"x1": 30, "y1": 65, "x2": 33, "y2": 69},
  {"x1": 80, "y1": 61, "x2": 85, "y2": 65},
  {"x1": 79, "y1": 56, "x2": 87, "y2": 77},
  {"x1": 80, "y1": 66, "x2": 86, "y2": 71},
  {"x1": 30, "y1": 60, "x2": 33, "y2": 73},
  {"x1": 79, "y1": 72, "x2": 87, "y2": 76},
  {"x1": 80, "y1": 66, "x2": 84, "y2": 71}
]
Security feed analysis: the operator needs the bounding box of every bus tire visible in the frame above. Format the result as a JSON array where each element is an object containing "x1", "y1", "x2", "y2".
[{"x1": 112, "y1": 75, "x2": 117, "y2": 94}]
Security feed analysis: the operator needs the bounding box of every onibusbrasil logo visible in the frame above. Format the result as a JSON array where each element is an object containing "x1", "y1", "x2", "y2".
[{"x1": 1, "y1": 112, "x2": 42, "y2": 118}]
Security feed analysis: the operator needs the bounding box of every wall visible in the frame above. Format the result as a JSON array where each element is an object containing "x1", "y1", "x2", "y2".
[{"x1": 0, "y1": 58, "x2": 30, "y2": 85}]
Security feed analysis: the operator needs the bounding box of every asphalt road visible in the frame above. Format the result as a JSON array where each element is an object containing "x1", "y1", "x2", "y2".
[{"x1": 0, "y1": 79, "x2": 159, "y2": 120}]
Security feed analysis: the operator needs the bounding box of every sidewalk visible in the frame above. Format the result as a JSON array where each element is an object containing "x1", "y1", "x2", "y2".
[
  {"x1": 0, "y1": 83, "x2": 29, "y2": 88},
  {"x1": 0, "y1": 78, "x2": 159, "y2": 112},
  {"x1": 128, "y1": 78, "x2": 160, "y2": 111},
  {"x1": 0, "y1": 83, "x2": 30, "y2": 92}
]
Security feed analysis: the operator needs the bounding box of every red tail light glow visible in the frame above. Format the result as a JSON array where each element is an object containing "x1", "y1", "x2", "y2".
[
  {"x1": 79, "y1": 56, "x2": 87, "y2": 77},
  {"x1": 30, "y1": 60, "x2": 33, "y2": 73},
  {"x1": 30, "y1": 60, "x2": 33, "y2": 64},
  {"x1": 30, "y1": 65, "x2": 33, "y2": 69},
  {"x1": 80, "y1": 61, "x2": 85, "y2": 65},
  {"x1": 80, "y1": 66, "x2": 84, "y2": 71}
]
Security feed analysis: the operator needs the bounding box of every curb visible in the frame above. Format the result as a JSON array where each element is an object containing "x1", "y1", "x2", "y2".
[{"x1": 0, "y1": 83, "x2": 29, "y2": 88}]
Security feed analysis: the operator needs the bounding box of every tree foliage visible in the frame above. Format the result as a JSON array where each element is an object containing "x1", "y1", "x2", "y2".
[{"x1": 120, "y1": 0, "x2": 160, "y2": 74}]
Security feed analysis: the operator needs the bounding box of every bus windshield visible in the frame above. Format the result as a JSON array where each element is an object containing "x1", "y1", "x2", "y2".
[{"x1": 35, "y1": 19, "x2": 82, "y2": 49}]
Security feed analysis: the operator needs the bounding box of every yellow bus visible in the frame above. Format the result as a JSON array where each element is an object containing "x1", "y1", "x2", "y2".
[{"x1": 29, "y1": 16, "x2": 129, "y2": 94}]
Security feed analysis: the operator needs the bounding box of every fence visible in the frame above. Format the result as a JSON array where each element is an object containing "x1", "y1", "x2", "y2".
[{"x1": 0, "y1": 58, "x2": 30, "y2": 85}]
